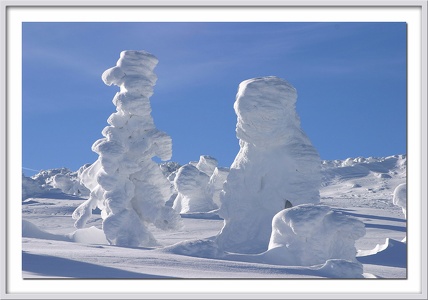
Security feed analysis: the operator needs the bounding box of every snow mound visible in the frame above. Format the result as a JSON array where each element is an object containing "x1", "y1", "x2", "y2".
[
  {"x1": 357, "y1": 238, "x2": 406, "y2": 268},
  {"x1": 217, "y1": 76, "x2": 321, "y2": 254},
  {"x1": 172, "y1": 164, "x2": 217, "y2": 213},
  {"x1": 314, "y1": 259, "x2": 364, "y2": 278},
  {"x1": 393, "y1": 183, "x2": 406, "y2": 218},
  {"x1": 72, "y1": 50, "x2": 181, "y2": 247},
  {"x1": 265, "y1": 204, "x2": 365, "y2": 266},
  {"x1": 161, "y1": 238, "x2": 224, "y2": 259},
  {"x1": 69, "y1": 226, "x2": 108, "y2": 244},
  {"x1": 23, "y1": 220, "x2": 108, "y2": 244},
  {"x1": 22, "y1": 220, "x2": 69, "y2": 241}
]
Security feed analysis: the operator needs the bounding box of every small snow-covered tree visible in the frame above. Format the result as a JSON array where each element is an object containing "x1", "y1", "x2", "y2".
[
  {"x1": 172, "y1": 156, "x2": 219, "y2": 213},
  {"x1": 72, "y1": 50, "x2": 181, "y2": 247},
  {"x1": 393, "y1": 183, "x2": 406, "y2": 219},
  {"x1": 216, "y1": 76, "x2": 321, "y2": 254}
]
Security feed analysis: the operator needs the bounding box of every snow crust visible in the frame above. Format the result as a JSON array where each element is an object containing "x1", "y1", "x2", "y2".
[
  {"x1": 72, "y1": 50, "x2": 181, "y2": 247},
  {"x1": 393, "y1": 183, "x2": 406, "y2": 218},
  {"x1": 266, "y1": 204, "x2": 365, "y2": 266},
  {"x1": 217, "y1": 77, "x2": 321, "y2": 254}
]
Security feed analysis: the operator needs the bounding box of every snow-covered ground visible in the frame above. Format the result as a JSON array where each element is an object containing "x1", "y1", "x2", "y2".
[{"x1": 22, "y1": 154, "x2": 407, "y2": 279}]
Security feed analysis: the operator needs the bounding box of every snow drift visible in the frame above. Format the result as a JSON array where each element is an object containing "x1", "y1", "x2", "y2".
[
  {"x1": 72, "y1": 50, "x2": 181, "y2": 247},
  {"x1": 217, "y1": 76, "x2": 321, "y2": 254}
]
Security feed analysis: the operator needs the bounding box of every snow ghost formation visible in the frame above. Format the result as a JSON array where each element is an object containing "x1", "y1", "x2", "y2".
[
  {"x1": 72, "y1": 50, "x2": 181, "y2": 247},
  {"x1": 209, "y1": 166, "x2": 230, "y2": 207},
  {"x1": 172, "y1": 155, "x2": 219, "y2": 213},
  {"x1": 217, "y1": 76, "x2": 321, "y2": 254},
  {"x1": 266, "y1": 204, "x2": 366, "y2": 267},
  {"x1": 393, "y1": 183, "x2": 407, "y2": 219}
]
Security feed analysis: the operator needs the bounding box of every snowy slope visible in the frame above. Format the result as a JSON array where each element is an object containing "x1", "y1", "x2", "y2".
[{"x1": 22, "y1": 154, "x2": 407, "y2": 279}]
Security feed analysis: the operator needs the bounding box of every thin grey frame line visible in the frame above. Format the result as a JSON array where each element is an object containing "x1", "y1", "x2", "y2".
[{"x1": 1, "y1": 1, "x2": 427, "y2": 299}]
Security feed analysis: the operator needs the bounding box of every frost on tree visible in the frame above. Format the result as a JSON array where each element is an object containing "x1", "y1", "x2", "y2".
[
  {"x1": 216, "y1": 76, "x2": 321, "y2": 254},
  {"x1": 72, "y1": 50, "x2": 181, "y2": 247}
]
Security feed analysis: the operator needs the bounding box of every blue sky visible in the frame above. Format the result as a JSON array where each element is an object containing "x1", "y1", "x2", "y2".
[{"x1": 22, "y1": 22, "x2": 406, "y2": 176}]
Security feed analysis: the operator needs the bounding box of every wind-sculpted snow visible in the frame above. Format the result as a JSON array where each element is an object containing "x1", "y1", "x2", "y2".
[
  {"x1": 217, "y1": 76, "x2": 321, "y2": 254},
  {"x1": 393, "y1": 183, "x2": 407, "y2": 218},
  {"x1": 72, "y1": 50, "x2": 181, "y2": 247},
  {"x1": 266, "y1": 204, "x2": 365, "y2": 267}
]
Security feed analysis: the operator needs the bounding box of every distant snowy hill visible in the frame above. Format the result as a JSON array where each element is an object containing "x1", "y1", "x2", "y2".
[
  {"x1": 22, "y1": 166, "x2": 90, "y2": 200},
  {"x1": 320, "y1": 155, "x2": 406, "y2": 210}
]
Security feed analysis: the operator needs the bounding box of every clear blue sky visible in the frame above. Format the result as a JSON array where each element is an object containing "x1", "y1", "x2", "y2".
[{"x1": 22, "y1": 22, "x2": 406, "y2": 176}]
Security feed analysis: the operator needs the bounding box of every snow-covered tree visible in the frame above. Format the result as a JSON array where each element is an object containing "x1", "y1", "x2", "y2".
[
  {"x1": 72, "y1": 50, "x2": 181, "y2": 247},
  {"x1": 172, "y1": 164, "x2": 217, "y2": 213},
  {"x1": 208, "y1": 166, "x2": 229, "y2": 207},
  {"x1": 216, "y1": 76, "x2": 321, "y2": 254}
]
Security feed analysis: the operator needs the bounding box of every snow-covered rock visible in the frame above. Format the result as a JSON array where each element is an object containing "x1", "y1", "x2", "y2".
[
  {"x1": 265, "y1": 204, "x2": 365, "y2": 267},
  {"x1": 72, "y1": 50, "x2": 181, "y2": 247},
  {"x1": 172, "y1": 164, "x2": 217, "y2": 213},
  {"x1": 393, "y1": 183, "x2": 406, "y2": 218},
  {"x1": 217, "y1": 76, "x2": 321, "y2": 254}
]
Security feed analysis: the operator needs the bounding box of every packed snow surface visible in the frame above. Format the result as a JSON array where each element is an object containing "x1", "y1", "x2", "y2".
[
  {"x1": 22, "y1": 154, "x2": 406, "y2": 279},
  {"x1": 71, "y1": 50, "x2": 181, "y2": 247},
  {"x1": 217, "y1": 77, "x2": 321, "y2": 254}
]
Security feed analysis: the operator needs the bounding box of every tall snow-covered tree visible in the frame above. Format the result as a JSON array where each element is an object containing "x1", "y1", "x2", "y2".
[
  {"x1": 216, "y1": 76, "x2": 321, "y2": 254},
  {"x1": 72, "y1": 50, "x2": 181, "y2": 247}
]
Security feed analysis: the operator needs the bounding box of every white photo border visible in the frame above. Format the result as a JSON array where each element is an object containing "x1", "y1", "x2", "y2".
[{"x1": 1, "y1": 1, "x2": 427, "y2": 299}]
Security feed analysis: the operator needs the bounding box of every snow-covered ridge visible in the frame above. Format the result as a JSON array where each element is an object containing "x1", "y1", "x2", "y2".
[
  {"x1": 321, "y1": 154, "x2": 406, "y2": 170},
  {"x1": 22, "y1": 166, "x2": 90, "y2": 199},
  {"x1": 22, "y1": 154, "x2": 406, "y2": 201},
  {"x1": 320, "y1": 154, "x2": 406, "y2": 185}
]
